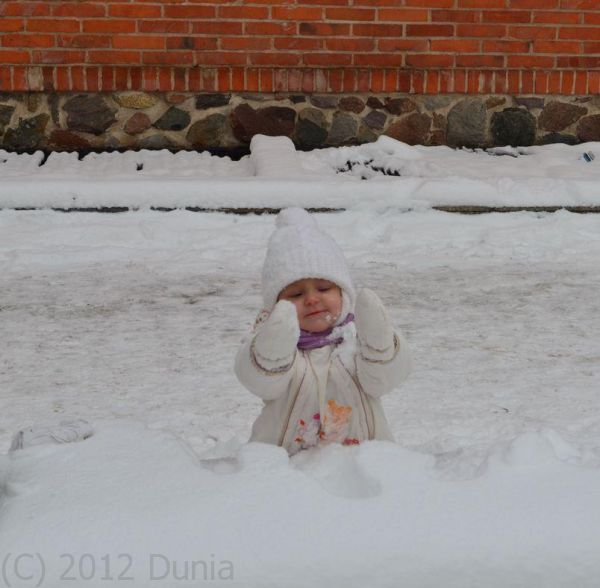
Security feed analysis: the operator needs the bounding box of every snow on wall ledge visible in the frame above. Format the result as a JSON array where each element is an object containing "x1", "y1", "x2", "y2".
[{"x1": 1, "y1": 136, "x2": 600, "y2": 209}]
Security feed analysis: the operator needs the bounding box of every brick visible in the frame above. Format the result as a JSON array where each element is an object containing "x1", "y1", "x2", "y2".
[
  {"x1": 287, "y1": 68, "x2": 301, "y2": 92},
  {"x1": 188, "y1": 67, "x2": 200, "y2": 91},
  {"x1": 406, "y1": 54, "x2": 454, "y2": 67},
  {"x1": 325, "y1": 38, "x2": 374, "y2": 51},
  {"x1": 589, "y1": 71, "x2": 600, "y2": 94},
  {"x1": 1, "y1": 3, "x2": 50, "y2": 17},
  {"x1": 584, "y1": 42, "x2": 600, "y2": 52},
  {"x1": 353, "y1": 23, "x2": 404, "y2": 36},
  {"x1": 548, "y1": 70, "x2": 561, "y2": 92},
  {"x1": 158, "y1": 67, "x2": 172, "y2": 91},
  {"x1": 86, "y1": 67, "x2": 99, "y2": 91},
  {"x1": 193, "y1": 21, "x2": 244, "y2": 35},
  {"x1": 250, "y1": 52, "x2": 301, "y2": 65},
  {"x1": 101, "y1": 65, "x2": 115, "y2": 91},
  {"x1": 355, "y1": 53, "x2": 404, "y2": 66},
  {"x1": 173, "y1": 67, "x2": 187, "y2": 91},
  {"x1": 431, "y1": 39, "x2": 480, "y2": 51},
  {"x1": 52, "y1": 3, "x2": 106, "y2": 17},
  {"x1": 142, "y1": 67, "x2": 158, "y2": 91},
  {"x1": 0, "y1": 67, "x2": 11, "y2": 91},
  {"x1": 245, "y1": 22, "x2": 296, "y2": 35},
  {"x1": 114, "y1": 36, "x2": 166, "y2": 50},
  {"x1": 164, "y1": 5, "x2": 216, "y2": 19},
  {"x1": 221, "y1": 37, "x2": 272, "y2": 50},
  {"x1": 88, "y1": 50, "x2": 141, "y2": 64},
  {"x1": 509, "y1": 0, "x2": 559, "y2": 7},
  {"x1": 83, "y1": 20, "x2": 136, "y2": 34},
  {"x1": 482, "y1": 40, "x2": 530, "y2": 52},
  {"x1": 371, "y1": 69, "x2": 384, "y2": 92},
  {"x1": 167, "y1": 37, "x2": 218, "y2": 50},
  {"x1": 534, "y1": 70, "x2": 548, "y2": 93},
  {"x1": 139, "y1": 20, "x2": 188, "y2": 33},
  {"x1": 560, "y1": 0, "x2": 599, "y2": 6},
  {"x1": 58, "y1": 35, "x2": 111, "y2": 49},
  {"x1": 413, "y1": 70, "x2": 425, "y2": 93},
  {"x1": 32, "y1": 50, "x2": 85, "y2": 63},
  {"x1": 560, "y1": 27, "x2": 600, "y2": 40},
  {"x1": 273, "y1": 6, "x2": 323, "y2": 20},
  {"x1": 507, "y1": 54, "x2": 555, "y2": 66},
  {"x1": 557, "y1": 56, "x2": 600, "y2": 67},
  {"x1": 533, "y1": 40, "x2": 582, "y2": 52},
  {"x1": 561, "y1": 69, "x2": 574, "y2": 92},
  {"x1": 574, "y1": 70, "x2": 587, "y2": 94},
  {"x1": 277, "y1": 37, "x2": 324, "y2": 50},
  {"x1": 299, "y1": 22, "x2": 350, "y2": 35},
  {"x1": 431, "y1": 10, "x2": 479, "y2": 22},
  {"x1": 382, "y1": 69, "x2": 396, "y2": 92},
  {"x1": 482, "y1": 10, "x2": 531, "y2": 23},
  {"x1": 13, "y1": 66, "x2": 28, "y2": 90},
  {"x1": 379, "y1": 38, "x2": 429, "y2": 50},
  {"x1": 458, "y1": 0, "x2": 505, "y2": 6},
  {"x1": 584, "y1": 13, "x2": 600, "y2": 25},
  {"x1": 260, "y1": 68, "x2": 273, "y2": 92},
  {"x1": 202, "y1": 68, "x2": 217, "y2": 92},
  {"x1": 301, "y1": 70, "x2": 314, "y2": 92},
  {"x1": 109, "y1": 4, "x2": 162, "y2": 18},
  {"x1": 71, "y1": 65, "x2": 85, "y2": 90},
  {"x1": 218, "y1": 6, "x2": 269, "y2": 19},
  {"x1": 378, "y1": 8, "x2": 430, "y2": 21},
  {"x1": 439, "y1": 69, "x2": 453, "y2": 92},
  {"x1": 315, "y1": 69, "x2": 328, "y2": 93},
  {"x1": 143, "y1": 51, "x2": 193, "y2": 65},
  {"x1": 456, "y1": 24, "x2": 507, "y2": 37},
  {"x1": 304, "y1": 52, "x2": 352, "y2": 65},
  {"x1": 328, "y1": 68, "x2": 343, "y2": 91},
  {"x1": 405, "y1": 0, "x2": 454, "y2": 6},
  {"x1": 196, "y1": 52, "x2": 247, "y2": 65},
  {"x1": 28, "y1": 19, "x2": 80, "y2": 33},
  {"x1": 0, "y1": 49, "x2": 30, "y2": 63},
  {"x1": 454, "y1": 69, "x2": 467, "y2": 92},
  {"x1": 534, "y1": 11, "x2": 580, "y2": 24},
  {"x1": 325, "y1": 7, "x2": 375, "y2": 20},
  {"x1": 426, "y1": 70, "x2": 440, "y2": 93},
  {"x1": 342, "y1": 69, "x2": 357, "y2": 91},
  {"x1": 398, "y1": 69, "x2": 411, "y2": 91},
  {"x1": 494, "y1": 69, "x2": 507, "y2": 92},
  {"x1": 1, "y1": 33, "x2": 54, "y2": 47},
  {"x1": 508, "y1": 25, "x2": 556, "y2": 38},
  {"x1": 457, "y1": 54, "x2": 505, "y2": 67},
  {"x1": 56, "y1": 66, "x2": 70, "y2": 90},
  {"x1": 406, "y1": 24, "x2": 454, "y2": 36},
  {"x1": 115, "y1": 66, "x2": 129, "y2": 90},
  {"x1": 246, "y1": 67, "x2": 259, "y2": 91},
  {"x1": 273, "y1": 68, "x2": 287, "y2": 92}
]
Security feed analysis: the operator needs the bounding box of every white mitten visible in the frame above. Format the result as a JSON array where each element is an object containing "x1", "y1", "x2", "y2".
[
  {"x1": 253, "y1": 300, "x2": 300, "y2": 370},
  {"x1": 354, "y1": 288, "x2": 395, "y2": 360}
]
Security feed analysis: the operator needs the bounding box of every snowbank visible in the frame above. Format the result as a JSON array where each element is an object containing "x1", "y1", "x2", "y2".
[{"x1": 1, "y1": 422, "x2": 599, "y2": 588}]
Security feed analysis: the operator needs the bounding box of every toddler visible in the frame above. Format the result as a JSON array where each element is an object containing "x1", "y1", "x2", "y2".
[{"x1": 234, "y1": 208, "x2": 411, "y2": 455}]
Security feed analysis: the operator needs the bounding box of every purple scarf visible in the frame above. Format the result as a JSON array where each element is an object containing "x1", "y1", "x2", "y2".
[{"x1": 297, "y1": 313, "x2": 355, "y2": 350}]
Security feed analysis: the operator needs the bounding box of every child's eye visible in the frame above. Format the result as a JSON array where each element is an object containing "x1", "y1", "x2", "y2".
[
  {"x1": 288, "y1": 291, "x2": 302, "y2": 298},
  {"x1": 318, "y1": 287, "x2": 330, "y2": 292}
]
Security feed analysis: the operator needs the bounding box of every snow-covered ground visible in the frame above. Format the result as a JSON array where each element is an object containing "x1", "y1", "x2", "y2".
[
  {"x1": 2, "y1": 135, "x2": 600, "y2": 209},
  {"x1": 2, "y1": 205, "x2": 600, "y2": 587}
]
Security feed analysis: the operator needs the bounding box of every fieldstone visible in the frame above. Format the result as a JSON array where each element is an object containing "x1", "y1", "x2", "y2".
[
  {"x1": 538, "y1": 133, "x2": 579, "y2": 145},
  {"x1": 48, "y1": 129, "x2": 92, "y2": 150},
  {"x1": 195, "y1": 94, "x2": 231, "y2": 109},
  {"x1": 187, "y1": 114, "x2": 227, "y2": 147},
  {"x1": 363, "y1": 110, "x2": 387, "y2": 130},
  {"x1": 0, "y1": 104, "x2": 15, "y2": 133},
  {"x1": 48, "y1": 94, "x2": 60, "y2": 125},
  {"x1": 26, "y1": 94, "x2": 40, "y2": 113},
  {"x1": 366, "y1": 97, "x2": 384, "y2": 110},
  {"x1": 104, "y1": 135, "x2": 122, "y2": 150},
  {"x1": 486, "y1": 96, "x2": 506, "y2": 109},
  {"x1": 384, "y1": 98, "x2": 416, "y2": 115},
  {"x1": 290, "y1": 95, "x2": 306, "y2": 104},
  {"x1": 538, "y1": 101, "x2": 587, "y2": 132},
  {"x1": 230, "y1": 104, "x2": 296, "y2": 143},
  {"x1": 153, "y1": 107, "x2": 191, "y2": 131},
  {"x1": 515, "y1": 97, "x2": 545, "y2": 110},
  {"x1": 327, "y1": 112, "x2": 358, "y2": 146},
  {"x1": 447, "y1": 98, "x2": 487, "y2": 148},
  {"x1": 310, "y1": 95, "x2": 338, "y2": 109},
  {"x1": 384, "y1": 112, "x2": 431, "y2": 145},
  {"x1": 338, "y1": 96, "x2": 365, "y2": 114},
  {"x1": 433, "y1": 113, "x2": 446, "y2": 129},
  {"x1": 114, "y1": 93, "x2": 157, "y2": 109},
  {"x1": 577, "y1": 115, "x2": 600, "y2": 142},
  {"x1": 124, "y1": 112, "x2": 152, "y2": 135},
  {"x1": 240, "y1": 93, "x2": 267, "y2": 102},
  {"x1": 64, "y1": 95, "x2": 116, "y2": 135},
  {"x1": 430, "y1": 130, "x2": 446, "y2": 146},
  {"x1": 423, "y1": 95, "x2": 453, "y2": 111},
  {"x1": 3, "y1": 114, "x2": 49, "y2": 150},
  {"x1": 357, "y1": 122, "x2": 378, "y2": 144},
  {"x1": 491, "y1": 108, "x2": 536, "y2": 147},
  {"x1": 295, "y1": 108, "x2": 327, "y2": 148},
  {"x1": 139, "y1": 134, "x2": 176, "y2": 150},
  {"x1": 166, "y1": 94, "x2": 189, "y2": 105}
]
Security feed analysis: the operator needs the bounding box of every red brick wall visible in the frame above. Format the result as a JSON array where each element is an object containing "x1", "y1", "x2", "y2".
[{"x1": 1, "y1": 0, "x2": 599, "y2": 94}]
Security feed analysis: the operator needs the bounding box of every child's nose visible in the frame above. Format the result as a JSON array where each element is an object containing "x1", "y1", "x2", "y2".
[{"x1": 304, "y1": 291, "x2": 319, "y2": 305}]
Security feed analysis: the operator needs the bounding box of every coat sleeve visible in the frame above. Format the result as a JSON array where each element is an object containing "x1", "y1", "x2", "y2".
[
  {"x1": 234, "y1": 334, "x2": 297, "y2": 401},
  {"x1": 355, "y1": 329, "x2": 412, "y2": 399}
]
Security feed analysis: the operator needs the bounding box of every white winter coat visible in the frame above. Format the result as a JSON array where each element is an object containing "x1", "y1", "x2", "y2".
[{"x1": 235, "y1": 327, "x2": 411, "y2": 455}]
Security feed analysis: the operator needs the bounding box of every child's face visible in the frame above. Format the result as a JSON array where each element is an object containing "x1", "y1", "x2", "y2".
[{"x1": 278, "y1": 278, "x2": 343, "y2": 333}]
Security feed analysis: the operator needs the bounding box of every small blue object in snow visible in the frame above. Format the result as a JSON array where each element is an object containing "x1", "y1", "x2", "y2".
[{"x1": 581, "y1": 151, "x2": 595, "y2": 162}]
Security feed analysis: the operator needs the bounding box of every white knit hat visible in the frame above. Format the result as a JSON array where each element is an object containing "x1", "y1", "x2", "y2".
[{"x1": 261, "y1": 208, "x2": 355, "y2": 312}]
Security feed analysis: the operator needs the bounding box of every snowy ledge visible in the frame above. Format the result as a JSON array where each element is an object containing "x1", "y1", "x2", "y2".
[{"x1": 1, "y1": 135, "x2": 600, "y2": 210}]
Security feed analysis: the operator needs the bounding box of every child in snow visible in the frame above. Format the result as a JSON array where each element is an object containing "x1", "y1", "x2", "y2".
[{"x1": 234, "y1": 208, "x2": 411, "y2": 456}]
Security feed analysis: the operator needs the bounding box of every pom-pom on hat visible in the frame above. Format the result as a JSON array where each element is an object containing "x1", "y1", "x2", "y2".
[{"x1": 261, "y1": 207, "x2": 355, "y2": 311}]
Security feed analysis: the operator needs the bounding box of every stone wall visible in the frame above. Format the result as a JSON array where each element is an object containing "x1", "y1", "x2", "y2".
[{"x1": 1, "y1": 92, "x2": 600, "y2": 153}]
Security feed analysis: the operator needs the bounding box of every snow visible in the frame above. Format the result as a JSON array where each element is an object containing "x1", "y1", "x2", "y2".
[
  {"x1": 1, "y1": 137, "x2": 600, "y2": 586},
  {"x1": 1, "y1": 135, "x2": 600, "y2": 209}
]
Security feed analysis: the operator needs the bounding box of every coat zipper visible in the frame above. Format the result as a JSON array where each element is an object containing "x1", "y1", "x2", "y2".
[{"x1": 278, "y1": 361, "x2": 307, "y2": 448}]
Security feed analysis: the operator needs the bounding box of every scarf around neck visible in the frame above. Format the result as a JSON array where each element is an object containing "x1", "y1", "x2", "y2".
[{"x1": 297, "y1": 313, "x2": 355, "y2": 350}]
